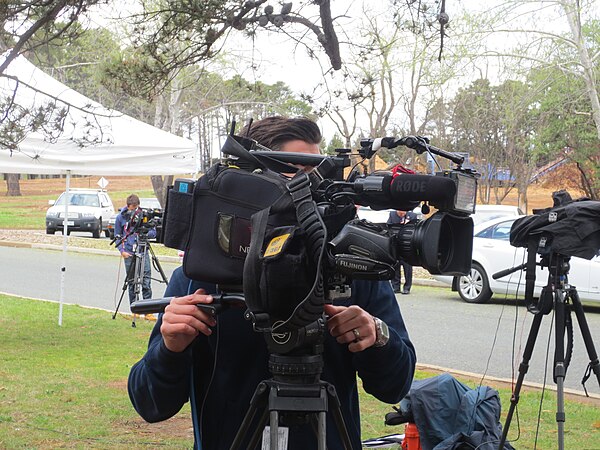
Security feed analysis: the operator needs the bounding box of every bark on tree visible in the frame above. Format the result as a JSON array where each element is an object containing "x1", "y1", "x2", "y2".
[{"x1": 5, "y1": 173, "x2": 21, "y2": 196}]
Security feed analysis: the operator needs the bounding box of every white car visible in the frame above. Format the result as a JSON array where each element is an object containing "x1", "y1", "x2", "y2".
[
  {"x1": 46, "y1": 189, "x2": 115, "y2": 238},
  {"x1": 471, "y1": 204, "x2": 524, "y2": 226},
  {"x1": 356, "y1": 206, "x2": 394, "y2": 224},
  {"x1": 356, "y1": 206, "x2": 422, "y2": 224},
  {"x1": 435, "y1": 216, "x2": 600, "y2": 304}
]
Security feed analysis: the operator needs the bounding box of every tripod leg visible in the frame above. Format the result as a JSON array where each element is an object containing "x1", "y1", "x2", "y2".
[
  {"x1": 569, "y1": 289, "x2": 600, "y2": 389},
  {"x1": 498, "y1": 312, "x2": 544, "y2": 450},
  {"x1": 112, "y1": 255, "x2": 137, "y2": 320},
  {"x1": 326, "y1": 384, "x2": 353, "y2": 450},
  {"x1": 149, "y1": 244, "x2": 169, "y2": 285},
  {"x1": 230, "y1": 382, "x2": 269, "y2": 450},
  {"x1": 317, "y1": 411, "x2": 326, "y2": 450},
  {"x1": 270, "y1": 410, "x2": 279, "y2": 450},
  {"x1": 554, "y1": 290, "x2": 567, "y2": 450}
]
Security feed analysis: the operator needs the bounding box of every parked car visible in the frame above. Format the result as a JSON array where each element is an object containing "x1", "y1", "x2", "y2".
[
  {"x1": 107, "y1": 197, "x2": 163, "y2": 240},
  {"x1": 434, "y1": 216, "x2": 600, "y2": 304},
  {"x1": 356, "y1": 206, "x2": 423, "y2": 224},
  {"x1": 46, "y1": 189, "x2": 115, "y2": 238},
  {"x1": 471, "y1": 204, "x2": 524, "y2": 226}
]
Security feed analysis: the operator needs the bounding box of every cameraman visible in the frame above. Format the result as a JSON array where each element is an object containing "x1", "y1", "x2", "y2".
[
  {"x1": 128, "y1": 117, "x2": 416, "y2": 449},
  {"x1": 114, "y1": 194, "x2": 156, "y2": 303}
]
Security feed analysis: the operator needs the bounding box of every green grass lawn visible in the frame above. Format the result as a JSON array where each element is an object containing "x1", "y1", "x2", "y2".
[{"x1": 1, "y1": 294, "x2": 598, "y2": 449}]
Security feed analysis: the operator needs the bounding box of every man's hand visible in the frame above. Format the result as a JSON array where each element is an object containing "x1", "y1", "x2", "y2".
[
  {"x1": 323, "y1": 304, "x2": 377, "y2": 352},
  {"x1": 121, "y1": 251, "x2": 132, "y2": 259},
  {"x1": 161, "y1": 289, "x2": 217, "y2": 353}
]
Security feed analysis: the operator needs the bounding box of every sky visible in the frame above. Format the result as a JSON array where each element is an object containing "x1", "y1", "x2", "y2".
[{"x1": 76, "y1": 0, "x2": 600, "y2": 146}]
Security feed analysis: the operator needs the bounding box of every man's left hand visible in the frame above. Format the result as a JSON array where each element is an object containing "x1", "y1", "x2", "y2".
[{"x1": 324, "y1": 304, "x2": 376, "y2": 352}]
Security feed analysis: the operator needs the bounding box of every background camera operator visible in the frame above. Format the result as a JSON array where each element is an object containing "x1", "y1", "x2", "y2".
[
  {"x1": 127, "y1": 117, "x2": 416, "y2": 450},
  {"x1": 114, "y1": 194, "x2": 156, "y2": 304},
  {"x1": 387, "y1": 209, "x2": 418, "y2": 294}
]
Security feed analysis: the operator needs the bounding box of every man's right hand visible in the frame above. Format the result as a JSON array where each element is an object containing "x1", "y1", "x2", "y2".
[
  {"x1": 121, "y1": 251, "x2": 132, "y2": 258},
  {"x1": 161, "y1": 289, "x2": 217, "y2": 353}
]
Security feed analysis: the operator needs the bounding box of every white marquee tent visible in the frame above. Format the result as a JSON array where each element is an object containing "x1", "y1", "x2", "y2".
[
  {"x1": 1, "y1": 54, "x2": 198, "y2": 324},
  {"x1": 0, "y1": 54, "x2": 197, "y2": 175}
]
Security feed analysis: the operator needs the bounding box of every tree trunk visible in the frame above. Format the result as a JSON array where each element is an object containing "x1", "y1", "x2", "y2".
[
  {"x1": 561, "y1": 0, "x2": 600, "y2": 140},
  {"x1": 151, "y1": 175, "x2": 173, "y2": 207},
  {"x1": 5, "y1": 173, "x2": 21, "y2": 196}
]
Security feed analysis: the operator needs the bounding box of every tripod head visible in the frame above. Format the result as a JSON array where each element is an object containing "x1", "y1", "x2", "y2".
[{"x1": 493, "y1": 250, "x2": 573, "y2": 316}]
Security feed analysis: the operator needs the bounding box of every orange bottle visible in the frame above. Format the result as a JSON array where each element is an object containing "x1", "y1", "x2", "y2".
[{"x1": 401, "y1": 422, "x2": 422, "y2": 450}]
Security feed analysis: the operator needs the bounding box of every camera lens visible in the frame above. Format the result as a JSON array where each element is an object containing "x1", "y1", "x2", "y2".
[{"x1": 394, "y1": 212, "x2": 473, "y2": 275}]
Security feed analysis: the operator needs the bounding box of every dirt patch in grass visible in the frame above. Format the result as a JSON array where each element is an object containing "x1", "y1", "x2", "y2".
[
  {"x1": 2, "y1": 175, "x2": 154, "y2": 197},
  {"x1": 107, "y1": 378, "x2": 194, "y2": 443}
]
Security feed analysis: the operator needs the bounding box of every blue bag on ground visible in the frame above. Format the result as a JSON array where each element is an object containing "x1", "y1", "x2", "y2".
[{"x1": 399, "y1": 373, "x2": 514, "y2": 450}]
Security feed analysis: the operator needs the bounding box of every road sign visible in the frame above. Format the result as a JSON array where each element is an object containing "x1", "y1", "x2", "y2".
[{"x1": 97, "y1": 177, "x2": 109, "y2": 189}]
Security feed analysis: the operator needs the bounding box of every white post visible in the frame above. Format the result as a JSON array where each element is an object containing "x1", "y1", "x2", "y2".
[{"x1": 58, "y1": 170, "x2": 71, "y2": 326}]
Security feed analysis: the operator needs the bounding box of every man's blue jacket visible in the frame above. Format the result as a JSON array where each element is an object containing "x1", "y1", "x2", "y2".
[{"x1": 128, "y1": 267, "x2": 416, "y2": 449}]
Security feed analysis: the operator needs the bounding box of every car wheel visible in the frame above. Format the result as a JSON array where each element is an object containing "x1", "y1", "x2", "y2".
[
  {"x1": 46, "y1": 228, "x2": 55, "y2": 235},
  {"x1": 104, "y1": 229, "x2": 110, "y2": 238},
  {"x1": 458, "y1": 262, "x2": 492, "y2": 304}
]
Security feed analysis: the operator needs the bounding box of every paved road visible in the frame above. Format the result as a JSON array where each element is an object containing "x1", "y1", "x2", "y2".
[
  {"x1": 398, "y1": 287, "x2": 600, "y2": 396},
  {"x1": 1, "y1": 245, "x2": 599, "y2": 395},
  {"x1": 0, "y1": 245, "x2": 179, "y2": 312}
]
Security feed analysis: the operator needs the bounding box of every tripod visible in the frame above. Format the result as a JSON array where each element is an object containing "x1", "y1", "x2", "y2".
[
  {"x1": 112, "y1": 233, "x2": 169, "y2": 327},
  {"x1": 497, "y1": 253, "x2": 600, "y2": 450},
  {"x1": 230, "y1": 319, "x2": 353, "y2": 450}
]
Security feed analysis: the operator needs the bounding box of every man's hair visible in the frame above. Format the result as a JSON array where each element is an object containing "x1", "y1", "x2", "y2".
[
  {"x1": 240, "y1": 116, "x2": 322, "y2": 150},
  {"x1": 126, "y1": 194, "x2": 140, "y2": 206}
]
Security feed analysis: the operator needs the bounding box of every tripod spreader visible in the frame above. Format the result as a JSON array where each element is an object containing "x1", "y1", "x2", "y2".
[{"x1": 130, "y1": 293, "x2": 246, "y2": 315}]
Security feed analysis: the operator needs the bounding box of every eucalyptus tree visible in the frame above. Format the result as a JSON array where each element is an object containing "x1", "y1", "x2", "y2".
[
  {"x1": 472, "y1": 0, "x2": 600, "y2": 167},
  {"x1": 528, "y1": 64, "x2": 599, "y2": 199},
  {"x1": 449, "y1": 78, "x2": 537, "y2": 207}
]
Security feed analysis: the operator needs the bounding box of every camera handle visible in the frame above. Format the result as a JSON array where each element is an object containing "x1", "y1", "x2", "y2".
[{"x1": 130, "y1": 293, "x2": 246, "y2": 315}]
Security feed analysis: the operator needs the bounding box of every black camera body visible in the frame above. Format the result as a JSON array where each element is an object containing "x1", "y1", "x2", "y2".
[
  {"x1": 510, "y1": 192, "x2": 600, "y2": 261},
  {"x1": 159, "y1": 131, "x2": 477, "y2": 333},
  {"x1": 129, "y1": 207, "x2": 162, "y2": 236}
]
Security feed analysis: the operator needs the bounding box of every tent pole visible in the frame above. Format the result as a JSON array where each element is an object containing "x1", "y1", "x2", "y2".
[{"x1": 58, "y1": 170, "x2": 71, "y2": 326}]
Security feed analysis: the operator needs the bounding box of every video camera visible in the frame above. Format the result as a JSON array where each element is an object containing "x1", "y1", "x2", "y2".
[
  {"x1": 127, "y1": 207, "x2": 162, "y2": 235},
  {"x1": 152, "y1": 126, "x2": 478, "y2": 340},
  {"x1": 493, "y1": 190, "x2": 600, "y2": 314},
  {"x1": 510, "y1": 190, "x2": 600, "y2": 261}
]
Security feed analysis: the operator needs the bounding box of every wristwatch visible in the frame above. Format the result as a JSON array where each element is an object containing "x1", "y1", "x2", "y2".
[{"x1": 372, "y1": 316, "x2": 390, "y2": 347}]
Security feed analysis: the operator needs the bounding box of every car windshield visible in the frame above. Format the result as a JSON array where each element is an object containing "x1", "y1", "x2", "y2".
[
  {"x1": 55, "y1": 193, "x2": 99, "y2": 207},
  {"x1": 140, "y1": 198, "x2": 161, "y2": 209}
]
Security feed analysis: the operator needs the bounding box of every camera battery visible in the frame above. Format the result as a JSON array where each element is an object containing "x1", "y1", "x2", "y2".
[{"x1": 174, "y1": 178, "x2": 195, "y2": 194}]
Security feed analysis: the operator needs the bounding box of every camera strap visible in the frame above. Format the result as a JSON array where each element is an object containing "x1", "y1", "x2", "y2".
[
  {"x1": 525, "y1": 238, "x2": 539, "y2": 313},
  {"x1": 243, "y1": 172, "x2": 327, "y2": 332},
  {"x1": 279, "y1": 173, "x2": 327, "y2": 330}
]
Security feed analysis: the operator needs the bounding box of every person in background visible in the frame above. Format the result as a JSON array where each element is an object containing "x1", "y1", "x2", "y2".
[
  {"x1": 387, "y1": 209, "x2": 417, "y2": 294},
  {"x1": 114, "y1": 193, "x2": 156, "y2": 304},
  {"x1": 127, "y1": 117, "x2": 416, "y2": 449}
]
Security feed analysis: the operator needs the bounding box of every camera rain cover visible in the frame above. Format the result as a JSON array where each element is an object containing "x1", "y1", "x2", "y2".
[
  {"x1": 510, "y1": 199, "x2": 600, "y2": 260},
  {"x1": 182, "y1": 162, "x2": 294, "y2": 287}
]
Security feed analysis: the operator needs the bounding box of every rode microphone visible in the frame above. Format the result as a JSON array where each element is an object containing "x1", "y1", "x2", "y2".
[{"x1": 351, "y1": 174, "x2": 456, "y2": 211}]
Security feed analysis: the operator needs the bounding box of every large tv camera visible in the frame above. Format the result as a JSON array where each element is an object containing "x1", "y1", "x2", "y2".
[
  {"x1": 144, "y1": 129, "x2": 477, "y2": 340},
  {"x1": 493, "y1": 190, "x2": 600, "y2": 315},
  {"x1": 128, "y1": 207, "x2": 162, "y2": 235}
]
